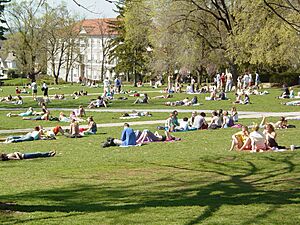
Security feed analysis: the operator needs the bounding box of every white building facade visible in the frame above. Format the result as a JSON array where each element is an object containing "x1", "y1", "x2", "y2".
[{"x1": 48, "y1": 18, "x2": 117, "y2": 83}]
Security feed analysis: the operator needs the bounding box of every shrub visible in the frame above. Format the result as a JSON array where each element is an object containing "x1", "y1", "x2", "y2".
[
  {"x1": 7, "y1": 69, "x2": 19, "y2": 79},
  {"x1": 269, "y1": 73, "x2": 300, "y2": 86},
  {"x1": 260, "y1": 72, "x2": 300, "y2": 86}
]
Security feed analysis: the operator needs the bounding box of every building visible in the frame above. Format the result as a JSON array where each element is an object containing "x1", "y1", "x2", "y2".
[
  {"x1": 48, "y1": 18, "x2": 118, "y2": 83},
  {"x1": 0, "y1": 52, "x2": 17, "y2": 79}
]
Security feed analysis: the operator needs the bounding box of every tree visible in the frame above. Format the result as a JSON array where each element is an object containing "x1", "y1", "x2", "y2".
[
  {"x1": 45, "y1": 3, "x2": 80, "y2": 84},
  {"x1": 95, "y1": 19, "x2": 116, "y2": 81},
  {"x1": 108, "y1": 0, "x2": 132, "y2": 81},
  {"x1": 109, "y1": 0, "x2": 151, "y2": 86},
  {"x1": 227, "y1": 0, "x2": 300, "y2": 71},
  {"x1": 0, "y1": 0, "x2": 10, "y2": 40},
  {"x1": 264, "y1": 0, "x2": 300, "y2": 32},
  {"x1": 5, "y1": 0, "x2": 48, "y2": 81}
]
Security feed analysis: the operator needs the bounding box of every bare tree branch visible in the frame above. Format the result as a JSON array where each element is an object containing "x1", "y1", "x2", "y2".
[{"x1": 72, "y1": 0, "x2": 103, "y2": 15}]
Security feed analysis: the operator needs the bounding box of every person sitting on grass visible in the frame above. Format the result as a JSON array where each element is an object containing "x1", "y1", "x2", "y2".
[
  {"x1": 3, "y1": 126, "x2": 43, "y2": 143},
  {"x1": 174, "y1": 117, "x2": 190, "y2": 131},
  {"x1": 238, "y1": 125, "x2": 267, "y2": 152},
  {"x1": 165, "y1": 112, "x2": 179, "y2": 132},
  {"x1": 80, "y1": 116, "x2": 97, "y2": 135},
  {"x1": 7, "y1": 107, "x2": 34, "y2": 117},
  {"x1": 243, "y1": 94, "x2": 250, "y2": 104},
  {"x1": 208, "y1": 111, "x2": 222, "y2": 129},
  {"x1": 102, "y1": 123, "x2": 136, "y2": 147},
  {"x1": 278, "y1": 85, "x2": 290, "y2": 99},
  {"x1": 74, "y1": 105, "x2": 86, "y2": 117},
  {"x1": 248, "y1": 125, "x2": 267, "y2": 152},
  {"x1": 88, "y1": 96, "x2": 107, "y2": 108},
  {"x1": 231, "y1": 106, "x2": 238, "y2": 122},
  {"x1": 0, "y1": 151, "x2": 56, "y2": 161},
  {"x1": 134, "y1": 93, "x2": 149, "y2": 104},
  {"x1": 65, "y1": 119, "x2": 82, "y2": 138},
  {"x1": 233, "y1": 92, "x2": 243, "y2": 104},
  {"x1": 191, "y1": 112, "x2": 208, "y2": 130},
  {"x1": 263, "y1": 123, "x2": 285, "y2": 150},
  {"x1": 222, "y1": 111, "x2": 235, "y2": 128},
  {"x1": 136, "y1": 129, "x2": 180, "y2": 144},
  {"x1": 229, "y1": 125, "x2": 250, "y2": 151}
]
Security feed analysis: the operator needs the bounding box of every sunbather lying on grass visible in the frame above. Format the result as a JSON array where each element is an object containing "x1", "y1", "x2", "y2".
[{"x1": 0, "y1": 151, "x2": 56, "y2": 161}]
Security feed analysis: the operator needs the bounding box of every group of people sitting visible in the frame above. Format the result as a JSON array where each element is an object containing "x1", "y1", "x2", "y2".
[
  {"x1": 230, "y1": 124, "x2": 283, "y2": 152},
  {"x1": 230, "y1": 116, "x2": 295, "y2": 152},
  {"x1": 205, "y1": 89, "x2": 229, "y2": 101},
  {"x1": 163, "y1": 108, "x2": 239, "y2": 132}
]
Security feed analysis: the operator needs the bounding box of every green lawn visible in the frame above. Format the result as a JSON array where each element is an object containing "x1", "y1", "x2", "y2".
[
  {"x1": 0, "y1": 84, "x2": 300, "y2": 224},
  {"x1": 0, "y1": 122, "x2": 300, "y2": 224},
  {"x1": 0, "y1": 84, "x2": 299, "y2": 112}
]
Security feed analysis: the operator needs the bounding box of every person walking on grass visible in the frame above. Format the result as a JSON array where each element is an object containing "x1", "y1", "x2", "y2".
[
  {"x1": 42, "y1": 81, "x2": 48, "y2": 97},
  {"x1": 31, "y1": 80, "x2": 38, "y2": 99}
]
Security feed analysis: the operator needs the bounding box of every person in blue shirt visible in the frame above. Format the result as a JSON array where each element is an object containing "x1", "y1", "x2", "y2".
[
  {"x1": 102, "y1": 123, "x2": 137, "y2": 148},
  {"x1": 106, "y1": 123, "x2": 136, "y2": 147}
]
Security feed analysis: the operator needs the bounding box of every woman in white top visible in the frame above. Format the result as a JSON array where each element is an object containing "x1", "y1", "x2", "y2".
[
  {"x1": 208, "y1": 111, "x2": 222, "y2": 129},
  {"x1": 249, "y1": 125, "x2": 267, "y2": 152}
]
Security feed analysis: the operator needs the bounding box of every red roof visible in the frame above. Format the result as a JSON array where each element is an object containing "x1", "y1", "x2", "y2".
[{"x1": 78, "y1": 18, "x2": 118, "y2": 36}]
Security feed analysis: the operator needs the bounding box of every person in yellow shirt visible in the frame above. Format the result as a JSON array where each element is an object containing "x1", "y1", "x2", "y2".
[{"x1": 229, "y1": 125, "x2": 250, "y2": 151}]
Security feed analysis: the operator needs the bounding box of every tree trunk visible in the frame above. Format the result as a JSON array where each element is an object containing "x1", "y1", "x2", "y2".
[
  {"x1": 229, "y1": 61, "x2": 238, "y2": 86},
  {"x1": 133, "y1": 66, "x2": 137, "y2": 87},
  {"x1": 101, "y1": 60, "x2": 105, "y2": 82},
  {"x1": 196, "y1": 66, "x2": 204, "y2": 86},
  {"x1": 28, "y1": 73, "x2": 36, "y2": 82},
  {"x1": 55, "y1": 76, "x2": 59, "y2": 85}
]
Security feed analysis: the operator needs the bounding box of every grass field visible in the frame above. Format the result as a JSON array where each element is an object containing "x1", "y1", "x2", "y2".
[
  {"x1": 0, "y1": 83, "x2": 299, "y2": 112},
  {"x1": 0, "y1": 83, "x2": 300, "y2": 224}
]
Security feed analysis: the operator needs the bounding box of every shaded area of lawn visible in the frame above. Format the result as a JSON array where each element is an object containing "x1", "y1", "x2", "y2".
[{"x1": 1, "y1": 154, "x2": 299, "y2": 224}]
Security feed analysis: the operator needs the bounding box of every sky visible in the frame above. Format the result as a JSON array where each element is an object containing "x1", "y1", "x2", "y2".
[{"x1": 52, "y1": 0, "x2": 118, "y2": 18}]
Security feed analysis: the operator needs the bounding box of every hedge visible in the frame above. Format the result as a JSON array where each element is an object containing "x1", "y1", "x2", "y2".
[{"x1": 260, "y1": 72, "x2": 300, "y2": 86}]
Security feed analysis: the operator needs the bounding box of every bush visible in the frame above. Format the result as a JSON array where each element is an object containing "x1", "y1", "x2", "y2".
[
  {"x1": 7, "y1": 69, "x2": 19, "y2": 79},
  {"x1": 36, "y1": 74, "x2": 68, "y2": 85},
  {"x1": 260, "y1": 72, "x2": 300, "y2": 86},
  {"x1": 269, "y1": 73, "x2": 300, "y2": 86},
  {"x1": 4, "y1": 78, "x2": 29, "y2": 86}
]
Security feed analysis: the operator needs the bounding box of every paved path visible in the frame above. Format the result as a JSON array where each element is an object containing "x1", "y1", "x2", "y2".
[
  {"x1": 0, "y1": 110, "x2": 299, "y2": 134},
  {"x1": 1, "y1": 107, "x2": 299, "y2": 117}
]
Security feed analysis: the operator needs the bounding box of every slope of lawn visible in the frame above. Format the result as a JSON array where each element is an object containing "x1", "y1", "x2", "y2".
[
  {"x1": 0, "y1": 83, "x2": 300, "y2": 224},
  {"x1": 0, "y1": 121, "x2": 300, "y2": 224}
]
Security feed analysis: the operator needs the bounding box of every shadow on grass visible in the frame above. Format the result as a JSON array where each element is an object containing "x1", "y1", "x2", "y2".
[{"x1": 0, "y1": 155, "x2": 299, "y2": 224}]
